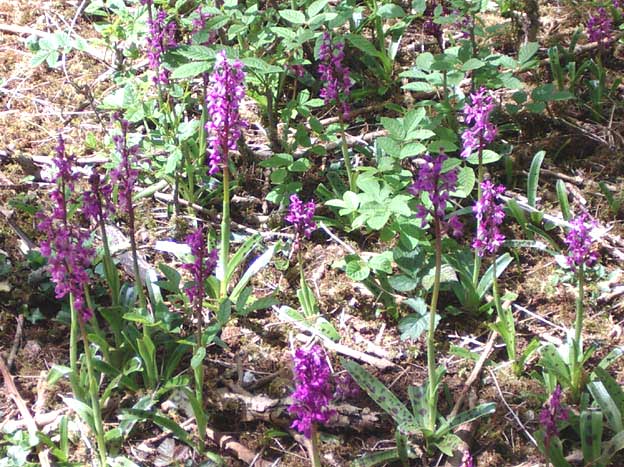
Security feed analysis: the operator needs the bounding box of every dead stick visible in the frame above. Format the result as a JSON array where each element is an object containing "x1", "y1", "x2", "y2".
[
  {"x1": 204, "y1": 426, "x2": 272, "y2": 467},
  {"x1": 449, "y1": 331, "x2": 497, "y2": 420},
  {"x1": 293, "y1": 332, "x2": 396, "y2": 370},
  {"x1": 7, "y1": 314, "x2": 24, "y2": 370},
  {"x1": 0, "y1": 355, "x2": 51, "y2": 467}
]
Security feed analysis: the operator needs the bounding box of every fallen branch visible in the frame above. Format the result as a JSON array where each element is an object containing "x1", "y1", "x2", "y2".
[
  {"x1": 0, "y1": 355, "x2": 51, "y2": 467},
  {"x1": 214, "y1": 387, "x2": 382, "y2": 433},
  {"x1": 253, "y1": 129, "x2": 387, "y2": 159},
  {"x1": 449, "y1": 331, "x2": 498, "y2": 420},
  {"x1": 7, "y1": 314, "x2": 24, "y2": 371},
  {"x1": 293, "y1": 332, "x2": 397, "y2": 370},
  {"x1": 152, "y1": 191, "x2": 293, "y2": 239},
  {"x1": 204, "y1": 424, "x2": 273, "y2": 467}
]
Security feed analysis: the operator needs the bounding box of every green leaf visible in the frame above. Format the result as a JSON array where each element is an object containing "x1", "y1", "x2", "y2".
[
  {"x1": 224, "y1": 234, "x2": 261, "y2": 284},
  {"x1": 477, "y1": 253, "x2": 513, "y2": 298},
  {"x1": 341, "y1": 358, "x2": 417, "y2": 427},
  {"x1": 518, "y1": 42, "x2": 539, "y2": 63},
  {"x1": 598, "y1": 347, "x2": 624, "y2": 370},
  {"x1": 345, "y1": 257, "x2": 371, "y2": 281},
  {"x1": 191, "y1": 347, "x2": 206, "y2": 370},
  {"x1": 580, "y1": 408, "x2": 603, "y2": 463},
  {"x1": 528, "y1": 150, "x2": 546, "y2": 208},
  {"x1": 388, "y1": 274, "x2": 418, "y2": 292},
  {"x1": 352, "y1": 449, "x2": 400, "y2": 467},
  {"x1": 259, "y1": 153, "x2": 293, "y2": 168},
  {"x1": 170, "y1": 61, "x2": 213, "y2": 79},
  {"x1": 156, "y1": 263, "x2": 181, "y2": 293},
  {"x1": 598, "y1": 431, "x2": 624, "y2": 465},
  {"x1": 403, "y1": 81, "x2": 436, "y2": 92},
  {"x1": 461, "y1": 58, "x2": 485, "y2": 71},
  {"x1": 289, "y1": 158, "x2": 311, "y2": 172},
  {"x1": 174, "y1": 45, "x2": 215, "y2": 60},
  {"x1": 346, "y1": 34, "x2": 381, "y2": 58},
  {"x1": 241, "y1": 57, "x2": 282, "y2": 74},
  {"x1": 368, "y1": 252, "x2": 393, "y2": 274},
  {"x1": 448, "y1": 403, "x2": 496, "y2": 431},
  {"x1": 452, "y1": 166, "x2": 476, "y2": 198},
  {"x1": 307, "y1": 0, "x2": 328, "y2": 16},
  {"x1": 556, "y1": 180, "x2": 571, "y2": 221},
  {"x1": 378, "y1": 3, "x2": 406, "y2": 18},
  {"x1": 314, "y1": 317, "x2": 340, "y2": 342},
  {"x1": 61, "y1": 396, "x2": 94, "y2": 430},
  {"x1": 422, "y1": 263, "x2": 457, "y2": 290},
  {"x1": 466, "y1": 149, "x2": 501, "y2": 165},
  {"x1": 380, "y1": 117, "x2": 405, "y2": 139},
  {"x1": 588, "y1": 380, "x2": 623, "y2": 432},
  {"x1": 279, "y1": 9, "x2": 306, "y2": 24},
  {"x1": 48, "y1": 365, "x2": 72, "y2": 385},
  {"x1": 399, "y1": 310, "x2": 438, "y2": 341},
  {"x1": 540, "y1": 344, "x2": 571, "y2": 385},
  {"x1": 434, "y1": 433, "x2": 462, "y2": 456}
]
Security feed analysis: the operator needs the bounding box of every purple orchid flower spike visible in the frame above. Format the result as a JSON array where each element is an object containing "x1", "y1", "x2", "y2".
[
  {"x1": 205, "y1": 50, "x2": 247, "y2": 175},
  {"x1": 319, "y1": 32, "x2": 352, "y2": 120},
  {"x1": 472, "y1": 180, "x2": 506, "y2": 257},
  {"x1": 409, "y1": 153, "x2": 463, "y2": 238},
  {"x1": 38, "y1": 135, "x2": 94, "y2": 321},
  {"x1": 461, "y1": 87, "x2": 497, "y2": 159},
  {"x1": 288, "y1": 345, "x2": 335, "y2": 438},
  {"x1": 564, "y1": 212, "x2": 599, "y2": 271}
]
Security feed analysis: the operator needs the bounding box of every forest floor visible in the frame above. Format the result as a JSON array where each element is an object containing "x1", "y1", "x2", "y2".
[{"x1": 1, "y1": 1, "x2": 624, "y2": 466}]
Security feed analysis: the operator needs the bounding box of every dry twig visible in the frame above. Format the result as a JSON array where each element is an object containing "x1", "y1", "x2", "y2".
[{"x1": 0, "y1": 355, "x2": 51, "y2": 467}]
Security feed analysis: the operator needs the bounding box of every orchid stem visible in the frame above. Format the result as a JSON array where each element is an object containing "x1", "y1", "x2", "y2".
[
  {"x1": 73, "y1": 301, "x2": 108, "y2": 467},
  {"x1": 427, "y1": 217, "x2": 442, "y2": 432},
  {"x1": 310, "y1": 423, "x2": 322, "y2": 467},
  {"x1": 219, "y1": 164, "x2": 231, "y2": 300}
]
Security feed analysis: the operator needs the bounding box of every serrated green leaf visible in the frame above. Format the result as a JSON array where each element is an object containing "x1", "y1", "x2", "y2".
[
  {"x1": 279, "y1": 9, "x2": 306, "y2": 24},
  {"x1": 378, "y1": 3, "x2": 406, "y2": 18},
  {"x1": 259, "y1": 153, "x2": 293, "y2": 168},
  {"x1": 399, "y1": 311, "x2": 437, "y2": 341},
  {"x1": 461, "y1": 58, "x2": 484, "y2": 71},
  {"x1": 388, "y1": 274, "x2": 418, "y2": 292},
  {"x1": 466, "y1": 149, "x2": 501, "y2": 165},
  {"x1": 307, "y1": 0, "x2": 328, "y2": 16},
  {"x1": 170, "y1": 61, "x2": 213, "y2": 79},
  {"x1": 345, "y1": 257, "x2": 371, "y2": 281},
  {"x1": 518, "y1": 42, "x2": 539, "y2": 63},
  {"x1": 174, "y1": 45, "x2": 215, "y2": 60},
  {"x1": 452, "y1": 166, "x2": 476, "y2": 198}
]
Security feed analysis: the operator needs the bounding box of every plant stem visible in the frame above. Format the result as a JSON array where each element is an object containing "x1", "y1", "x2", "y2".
[
  {"x1": 492, "y1": 261, "x2": 516, "y2": 371},
  {"x1": 75, "y1": 304, "x2": 108, "y2": 467},
  {"x1": 127, "y1": 199, "x2": 147, "y2": 310},
  {"x1": 572, "y1": 265, "x2": 585, "y2": 397},
  {"x1": 427, "y1": 217, "x2": 442, "y2": 432},
  {"x1": 219, "y1": 164, "x2": 231, "y2": 299},
  {"x1": 338, "y1": 115, "x2": 355, "y2": 193},
  {"x1": 69, "y1": 294, "x2": 81, "y2": 399},
  {"x1": 471, "y1": 149, "x2": 484, "y2": 288},
  {"x1": 310, "y1": 423, "x2": 322, "y2": 467}
]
